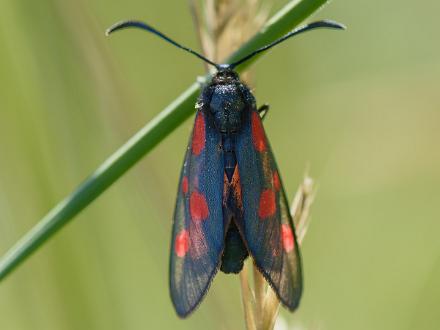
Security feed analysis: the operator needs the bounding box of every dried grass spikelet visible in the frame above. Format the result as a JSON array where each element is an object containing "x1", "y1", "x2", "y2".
[
  {"x1": 188, "y1": 2, "x2": 314, "y2": 329},
  {"x1": 189, "y1": 0, "x2": 272, "y2": 78},
  {"x1": 239, "y1": 175, "x2": 316, "y2": 330}
]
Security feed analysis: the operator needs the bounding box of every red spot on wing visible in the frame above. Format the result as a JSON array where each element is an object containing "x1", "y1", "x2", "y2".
[
  {"x1": 192, "y1": 112, "x2": 205, "y2": 155},
  {"x1": 258, "y1": 189, "x2": 276, "y2": 219},
  {"x1": 182, "y1": 176, "x2": 189, "y2": 194},
  {"x1": 273, "y1": 171, "x2": 280, "y2": 191},
  {"x1": 251, "y1": 111, "x2": 266, "y2": 152},
  {"x1": 190, "y1": 191, "x2": 209, "y2": 221},
  {"x1": 281, "y1": 224, "x2": 294, "y2": 252},
  {"x1": 175, "y1": 229, "x2": 190, "y2": 257}
]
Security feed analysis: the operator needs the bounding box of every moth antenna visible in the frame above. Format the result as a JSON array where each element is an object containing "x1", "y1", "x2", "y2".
[
  {"x1": 106, "y1": 20, "x2": 220, "y2": 69},
  {"x1": 229, "y1": 20, "x2": 346, "y2": 69}
]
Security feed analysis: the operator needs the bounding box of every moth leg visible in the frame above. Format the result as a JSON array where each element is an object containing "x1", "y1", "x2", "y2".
[{"x1": 257, "y1": 104, "x2": 270, "y2": 120}]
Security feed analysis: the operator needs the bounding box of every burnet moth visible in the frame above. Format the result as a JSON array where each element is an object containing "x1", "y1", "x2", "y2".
[{"x1": 107, "y1": 19, "x2": 344, "y2": 317}]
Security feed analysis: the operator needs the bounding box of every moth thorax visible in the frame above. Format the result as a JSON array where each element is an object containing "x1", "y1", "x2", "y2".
[{"x1": 209, "y1": 84, "x2": 245, "y2": 133}]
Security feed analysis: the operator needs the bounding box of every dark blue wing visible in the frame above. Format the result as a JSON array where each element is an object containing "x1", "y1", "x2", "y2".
[
  {"x1": 235, "y1": 109, "x2": 302, "y2": 310},
  {"x1": 169, "y1": 110, "x2": 225, "y2": 317}
]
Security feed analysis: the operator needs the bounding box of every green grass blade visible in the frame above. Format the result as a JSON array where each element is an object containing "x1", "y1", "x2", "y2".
[{"x1": 0, "y1": 0, "x2": 330, "y2": 281}]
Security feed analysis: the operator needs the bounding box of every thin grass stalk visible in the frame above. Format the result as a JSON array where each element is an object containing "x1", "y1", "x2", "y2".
[
  {"x1": 253, "y1": 265, "x2": 266, "y2": 328},
  {"x1": 240, "y1": 264, "x2": 257, "y2": 330},
  {"x1": 261, "y1": 286, "x2": 281, "y2": 329}
]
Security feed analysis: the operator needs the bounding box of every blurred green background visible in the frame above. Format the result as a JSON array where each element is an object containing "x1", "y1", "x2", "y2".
[{"x1": 1, "y1": 0, "x2": 439, "y2": 329}]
